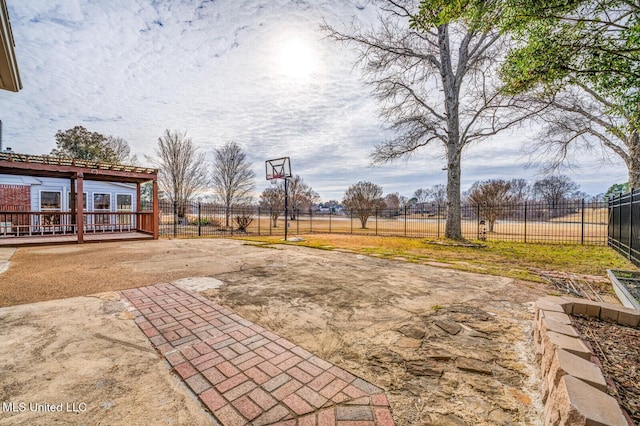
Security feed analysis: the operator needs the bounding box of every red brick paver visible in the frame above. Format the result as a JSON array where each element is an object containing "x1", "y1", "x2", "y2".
[{"x1": 121, "y1": 284, "x2": 395, "y2": 425}]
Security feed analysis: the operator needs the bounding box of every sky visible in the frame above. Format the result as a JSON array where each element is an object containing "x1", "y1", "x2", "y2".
[{"x1": 0, "y1": 0, "x2": 628, "y2": 201}]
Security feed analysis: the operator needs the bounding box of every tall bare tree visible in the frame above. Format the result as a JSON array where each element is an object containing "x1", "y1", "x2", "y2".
[
  {"x1": 413, "y1": 188, "x2": 430, "y2": 205},
  {"x1": 324, "y1": 1, "x2": 544, "y2": 239},
  {"x1": 427, "y1": 184, "x2": 447, "y2": 206},
  {"x1": 533, "y1": 175, "x2": 579, "y2": 208},
  {"x1": 523, "y1": 86, "x2": 640, "y2": 188},
  {"x1": 148, "y1": 129, "x2": 208, "y2": 219},
  {"x1": 212, "y1": 142, "x2": 256, "y2": 227},
  {"x1": 508, "y1": 178, "x2": 530, "y2": 202},
  {"x1": 343, "y1": 181, "x2": 385, "y2": 228},
  {"x1": 106, "y1": 135, "x2": 138, "y2": 165},
  {"x1": 287, "y1": 175, "x2": 320, "y2": 219},
  {"x1": 259, "y1": 183, "x2": 285, "y2": 227},
  {"x1": 467, "y1": 179, "x2": 513, "y2": 232}
]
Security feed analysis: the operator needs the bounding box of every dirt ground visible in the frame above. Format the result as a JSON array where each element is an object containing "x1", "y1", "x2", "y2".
[{"x1": 0, "y1": 238, "x2": 551, "y2": 425}]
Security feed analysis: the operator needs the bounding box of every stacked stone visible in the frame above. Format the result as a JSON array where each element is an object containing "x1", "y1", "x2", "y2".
[{"x1": 533, "y1": 296, "x2": 639, "y2": 426}]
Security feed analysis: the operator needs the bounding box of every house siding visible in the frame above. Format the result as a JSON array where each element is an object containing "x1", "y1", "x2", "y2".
[{"x1": 23, "y1": 177, "x2": 136, "y2": 212}]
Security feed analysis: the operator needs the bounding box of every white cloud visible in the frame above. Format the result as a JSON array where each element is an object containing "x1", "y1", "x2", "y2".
[{"x1": 0, "y1": 0, "x2": 626, "y2": 201}]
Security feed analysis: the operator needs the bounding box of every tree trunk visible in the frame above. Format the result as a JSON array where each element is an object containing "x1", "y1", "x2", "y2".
[
  {"x1": 627, "y1": 131, "x2": 640, "y2": 190},
  {"x1": 359, "y1": 214, "x2": 368, "y2": 229},
  {"x1": 439, "y1": 24, "x2": 464, "y2": 240},
  {"x1": 445, "y1": 153, "x2": 463, "y2": 239}
]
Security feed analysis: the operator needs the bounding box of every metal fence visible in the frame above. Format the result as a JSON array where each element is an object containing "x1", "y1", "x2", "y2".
[
  {"x1": 159, "y1": 199, "x2": 608, "y2": 245},
  {"x1": 609, "y1": 189, "x2": 640, "y2": 265}
]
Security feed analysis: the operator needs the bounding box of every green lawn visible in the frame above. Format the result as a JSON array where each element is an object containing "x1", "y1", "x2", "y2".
[{"x1": 236, "y1": 234, "x2": 635, "y2": 282}]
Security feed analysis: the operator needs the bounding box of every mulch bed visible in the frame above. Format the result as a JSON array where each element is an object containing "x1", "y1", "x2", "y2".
[{"x1": 572, "y1": 315, "x2": 640, "y2": 424}]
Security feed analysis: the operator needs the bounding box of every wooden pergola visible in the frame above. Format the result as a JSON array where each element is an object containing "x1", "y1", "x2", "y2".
[{"x1": 0, "y1": 152, "x2": 159, "y2": 243}]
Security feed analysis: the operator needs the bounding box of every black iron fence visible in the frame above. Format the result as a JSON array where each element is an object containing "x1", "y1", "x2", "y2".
[
  {"x1": 159, "y1": 199, "x2": 608, "y2": 245},
  {"x1": 609, "y1": 189, "x2": 640, "y2": 265}
]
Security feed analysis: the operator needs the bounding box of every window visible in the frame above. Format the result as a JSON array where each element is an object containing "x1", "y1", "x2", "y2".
[
  {"x1": 93, "y1": 193, "x2": 111, "y2": 210},
  {"x1": 116, "y1": 194, "x2": 132, "y2": 211},
  {"x1": 40, "y1": 191, "x2": 61, "y2": 226},
  {"x1": 41, "y1": 191, "x2": 61, "y2": 210},
  {"x1": 68, "y1": 193, "x2": 87, "y2": 210},
  {"x1": 116, "y1": 194, "x2": 133, "y2": 226},
  {"x1": 93, "y1": 193, "x2": 111, "y2": 225}
]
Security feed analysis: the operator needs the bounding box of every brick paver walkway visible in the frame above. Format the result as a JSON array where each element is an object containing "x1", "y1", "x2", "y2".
[{"x1": 120, "y1": 283, "x2": 395, "y2": 426}]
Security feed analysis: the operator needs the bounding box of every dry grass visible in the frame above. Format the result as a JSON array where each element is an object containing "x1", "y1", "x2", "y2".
[{"x1": 235, "y1": 234, "x2": 635, "y2": 282}]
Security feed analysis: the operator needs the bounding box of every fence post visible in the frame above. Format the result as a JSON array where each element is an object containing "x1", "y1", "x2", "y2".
[
  {"x1": 198, "y1": 203, "x2": 202, "y2": 237},
  {"x1": 437, "y1": 204, "x2": 440, "y2": 239},
  {"x1": 404, "y1": 205, "x2": 407, "y2": 237},
  {"x1": 630, "y1": 189, "x2": 635, "y2": 260},
  {"x1": 580, "y1": 199, "x2": 585, "y2": 245},
  {"x1": 329, "y1": 209, "x2": 332, "y2": 233},
  {"x1": 375, "y1": 209, "x2": 378, "y2": 236},
  {"x1": 173, "y1": 201, "x2": 177, "y2": 238},
  {"x1": 309, "y1": 208, "x2": 313, "y2": 233},
  {"x1": 524, "y1": 200, "x2": 527, "y2": 243},
  {"x1": 258, "y1": 207, "x2": 261, "y2": 236},
  {"x1": 476, "y1": 204, "x2": 481, "y2": 240},
  {"x1": 350, "y1": 210, "x2": 353, "y2": 234},
  {"x1": 269, "y1": 208, "x2": 272, "y2": 236},
  {"x1": 619, "y1": 193, "x2": 623, "y2": 253}
]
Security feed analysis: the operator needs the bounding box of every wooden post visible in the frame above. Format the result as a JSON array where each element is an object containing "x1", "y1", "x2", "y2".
[
  {"x1": 152, "y1": 179, "x2": 159, "y2": 240},
  {"x1": 70, "y1": 178, "x2": 76, "y2": 227},
  {"x1": 76, "y1": 173, "x2": 84, "y2": 244}
]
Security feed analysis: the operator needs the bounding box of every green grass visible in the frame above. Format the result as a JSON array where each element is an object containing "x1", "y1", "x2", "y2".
[{"x1": 235, "y1": 234, "x2": 636, "y2": 282}]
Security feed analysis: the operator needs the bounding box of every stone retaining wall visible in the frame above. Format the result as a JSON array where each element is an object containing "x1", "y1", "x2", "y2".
[{"x1": 533, "y1": 296, "x2": 639, "y2": 426}]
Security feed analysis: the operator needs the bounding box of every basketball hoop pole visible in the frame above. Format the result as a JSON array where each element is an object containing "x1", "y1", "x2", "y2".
[
  {"x1": 264, "y1": 157, "x2": 292, "y2": 241},
  {"x1": 284, "y1": 177, "x2": 288, "y2": 241}
]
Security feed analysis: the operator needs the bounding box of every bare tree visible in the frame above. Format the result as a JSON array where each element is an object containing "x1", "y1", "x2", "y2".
[
  {"x1": 106, "y1": 136, "x2": 138, "y2": 165},
  {"x1": 324, "y1": 1, "x2": 544, "y2": 239},
  {"x1": 286, "y1": 175, "x2": 319, "y2": 220},
  {"x1": 467, "y1": 179, "x2": 513, "y2": 232},
  {"x1": 533, "y1": 175, "x2": 579, "y2": 208},
  {"x1": 259, "y1": 183, "x2": 284, "y2": 227},
  {"x1": 413, "y1": 188, "x2": 430, "y2": 205},
  {"x1": 508, "y1": 178, "x2": 530, "y2": 202},
  {"x1": 212, "y1": 142, "x2": 256, "y2": 227},
  {"x1": 148, "y1": 129, "x2": 208, "y2": 219},
  {"x1": 343, "y1": 181, "x2": 385, "y2": 228},
  {"x1": 525, "y1": 85, "x2": 640, "y2": 188},
  {"x1": 427, "y1": 184, "x2": 447, "y2": 206},
  {"x1": 385, "y1": 192, "x2": 400, "y2": 209}
]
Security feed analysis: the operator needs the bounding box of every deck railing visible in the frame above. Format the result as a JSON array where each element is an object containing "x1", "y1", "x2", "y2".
[{"x1": 0, "y1": 210, "x2": 156, "y2": 237}]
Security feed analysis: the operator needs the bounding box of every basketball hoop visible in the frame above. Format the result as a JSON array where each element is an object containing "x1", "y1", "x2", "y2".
[
  {"x1": 265, "y1": 157, "x2": 293, "y2": 241},
  {"x1": 265, "y1": 157, "x2": 291, "y2": 181}
]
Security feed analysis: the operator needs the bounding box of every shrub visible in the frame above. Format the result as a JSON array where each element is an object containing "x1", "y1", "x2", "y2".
[{"x1": 235, "y1": 214, "x2": 254, "y2": 232}]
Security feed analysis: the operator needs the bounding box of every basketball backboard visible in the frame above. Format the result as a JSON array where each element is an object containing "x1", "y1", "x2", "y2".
[{"x1": 265, "y1": 157, "x2": 292, "y2": 180}]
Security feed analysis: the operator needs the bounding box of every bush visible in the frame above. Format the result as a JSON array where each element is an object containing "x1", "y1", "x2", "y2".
[
  {"x1": 235, "y1": 214, "x2": 254, "y2": 232},
  {"x1": 189, "y1": 217, "x2": 222, "y2": 228}
]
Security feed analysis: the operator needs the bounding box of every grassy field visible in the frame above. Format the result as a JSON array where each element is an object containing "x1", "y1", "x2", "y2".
[{"x1": 235, "y1": 233, "x2": 634, "y2": 282}]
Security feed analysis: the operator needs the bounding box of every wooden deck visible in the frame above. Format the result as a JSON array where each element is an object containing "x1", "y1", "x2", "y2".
[{"x1": 0, "y1": 231, "x2": 154, "y2": 247}]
